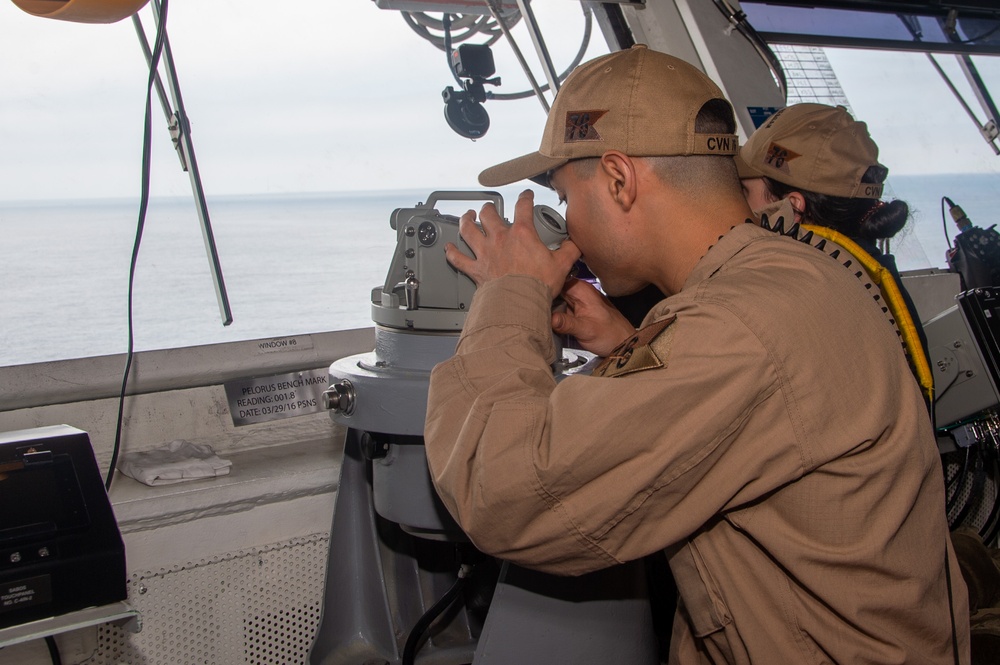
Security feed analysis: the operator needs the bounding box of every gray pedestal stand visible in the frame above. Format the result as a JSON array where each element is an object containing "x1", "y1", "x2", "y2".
[{"x1": 309, "y1": 327, "x2": 658, "y2": 665}]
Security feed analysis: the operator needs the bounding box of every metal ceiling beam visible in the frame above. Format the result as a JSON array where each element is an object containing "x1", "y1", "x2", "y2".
[{"x1": 743, "y1": 1, "x2": 1000, "y2": 20}]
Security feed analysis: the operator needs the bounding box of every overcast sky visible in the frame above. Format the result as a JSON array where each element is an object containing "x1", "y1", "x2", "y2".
[
  {"x1": 1, "y1": 0, "x2": 999, "y2": 203},
  {"x1": 0, "y1": 1, "x2": 603, "y2": 201}
]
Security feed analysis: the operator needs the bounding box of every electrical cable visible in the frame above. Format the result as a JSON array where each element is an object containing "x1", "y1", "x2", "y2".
[
  {"x1": 954, "y1": 22, "x2": 1000, "y2": 44},
  {"x1": 44, "y1": 636, "x2": 62, "y2": 665},
  {"x1": 944, "y1": 546, "x2": 961, "y2": 665},
  {"x1": 442, "y1": 13, "x2": 462, "y2": 88},
  {"x1": 402, "y1": 10, "x2": 508, "y2": 51},
  {"x1": 105, "y1": 0, "x2": 169, "y2": 491},
  {"x1": 942, "y1": 196, "x2": 954, "y2": 250},
  {"x1": 486, "y1": 2, "x2": 593, "y2": 102},
  {"x1": 481, "y1": 0, "x2": 550, "y2": 109},
  {"x1": 401, "y1": 564, "x2": 471, "y2": 665},
  {"x1": 942, "y1": 12, "x2": 1000, "y2": 45},
  {"x1": 405, "y1": 4, "x2": 591, "y2": 104}
]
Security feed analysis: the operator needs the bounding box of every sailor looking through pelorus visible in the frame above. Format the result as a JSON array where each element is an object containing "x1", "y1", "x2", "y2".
[{"x1": 422, "y1": 44, "x2": 970, "y2": 664}]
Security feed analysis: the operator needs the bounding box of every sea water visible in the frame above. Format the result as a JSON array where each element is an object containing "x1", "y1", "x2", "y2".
[
  {"x1": 0, "y1": 175, "x2": 997, "y2": 367},
  {"x1": 0, "y1": 186, "x2": 551, "y2": 367}
]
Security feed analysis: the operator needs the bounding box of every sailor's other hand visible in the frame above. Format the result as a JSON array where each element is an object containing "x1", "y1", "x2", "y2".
[
  {"x1": 444, "y1": 190, "x2": 581, "y2": 300},
  {"x1": 552, "y1": 278, "x2": 636, "y2": 358}
]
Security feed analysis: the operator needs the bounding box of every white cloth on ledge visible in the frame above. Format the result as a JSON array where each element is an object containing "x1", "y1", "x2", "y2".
[{"x1": 119, "y1": 440, "x2": 232, "y2": 486}]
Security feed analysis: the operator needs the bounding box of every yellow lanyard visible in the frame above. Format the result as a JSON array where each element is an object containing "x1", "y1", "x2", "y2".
[{"x1": 801, "y1": 224, "x2": 935, "y2": 404}]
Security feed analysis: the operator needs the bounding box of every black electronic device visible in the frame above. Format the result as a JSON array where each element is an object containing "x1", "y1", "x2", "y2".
[
  {"x1": 0, "y1": 425, "x2": 126, "y2": 629},
  {"x1": 957, "y1": 288, "x2": 1000, "y2": 384},
  {"x1": 944, "y1": 197, "x2": 1000, "y2": 290},
  {"x1": 442, "y1": 44, "x2": 500, "y2": 139}
]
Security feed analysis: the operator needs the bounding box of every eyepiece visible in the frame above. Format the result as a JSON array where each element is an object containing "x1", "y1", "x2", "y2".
[{"x1": 533, "y1": 205, "x2": 569, "y2": 249}]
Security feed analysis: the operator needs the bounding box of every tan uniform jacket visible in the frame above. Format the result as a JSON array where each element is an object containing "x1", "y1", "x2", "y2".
[{"x1": 424, "y1": 222, "x2": 970, "y2": 664}]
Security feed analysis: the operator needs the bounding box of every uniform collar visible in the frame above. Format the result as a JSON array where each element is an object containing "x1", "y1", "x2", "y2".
[
  {"x1": 641, "y1": 221, "x2": 767, "y2": 326},
  {"x1": 683, "y1": 199, "x2": 798, "y2": 292},
  {"x1": 683, "y1": 221, "x2": 769, "y2": 291}
]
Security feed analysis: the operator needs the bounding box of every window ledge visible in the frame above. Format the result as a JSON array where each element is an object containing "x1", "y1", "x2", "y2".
[{"x1": 108, "y1": 435, "x2": 343, "y2": 534}]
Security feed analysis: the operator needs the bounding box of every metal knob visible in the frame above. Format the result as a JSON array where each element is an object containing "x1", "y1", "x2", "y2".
[
  {"x1": 323, "y1": 379, "x2": 356, "y2": 415},
  {"x1": 393, "y1": 275, "x2": 420, "y2": 311}
]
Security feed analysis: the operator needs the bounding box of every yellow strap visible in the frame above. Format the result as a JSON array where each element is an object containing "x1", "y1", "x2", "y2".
[{"x1": 801, "y1": 224, "x2": 935, "y2": 404}]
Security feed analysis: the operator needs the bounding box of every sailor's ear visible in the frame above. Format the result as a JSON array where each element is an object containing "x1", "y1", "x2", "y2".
[
  {"x1": 599, "y1": 151, "x2": 636, "y2": 212},
  {"x1": 786, "y1": 191, "x2": 807, "y2": 223}
]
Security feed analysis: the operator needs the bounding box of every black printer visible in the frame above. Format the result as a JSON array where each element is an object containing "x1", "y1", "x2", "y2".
[{"x1": 0, "y1": 425, "x2": 126, "y2": 629}]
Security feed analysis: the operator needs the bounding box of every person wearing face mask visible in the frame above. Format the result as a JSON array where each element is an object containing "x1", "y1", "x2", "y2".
[{"x1": 736, "y1": 103, "x2": 933, "y2": 406}]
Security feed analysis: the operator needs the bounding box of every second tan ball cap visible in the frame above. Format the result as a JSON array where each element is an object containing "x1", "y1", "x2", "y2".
[{"x1": 735, "y1": 103, "x2": 884, "y2": 199}]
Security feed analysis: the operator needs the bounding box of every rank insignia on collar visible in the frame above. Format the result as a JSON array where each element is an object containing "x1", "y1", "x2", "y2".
[{"x1": 594, "y1": 315, "x2": 676, "y2": 378}]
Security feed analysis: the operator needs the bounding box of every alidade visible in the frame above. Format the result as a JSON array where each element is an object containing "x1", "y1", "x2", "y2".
[{"x1": 372, "y1": 191, "x2": 568, "y2": 330}]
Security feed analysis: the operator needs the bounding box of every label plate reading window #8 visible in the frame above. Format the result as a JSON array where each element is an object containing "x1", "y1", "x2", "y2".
[{"x1": 224, "y1": 368, "x2": 329, "y2": 427}]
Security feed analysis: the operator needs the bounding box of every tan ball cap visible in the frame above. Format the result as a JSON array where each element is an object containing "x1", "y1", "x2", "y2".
[
  {"x1": 735, "y1": 103, "x2": 884, "y2": 199},
  {"x1": 478, "y1": 44, "x2": 739, "y2": 187}
]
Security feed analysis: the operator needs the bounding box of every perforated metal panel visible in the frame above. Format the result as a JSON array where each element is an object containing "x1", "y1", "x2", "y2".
[
  {"x1": 90, "y1": 534, "x2": 329, "y2": 665},
  {"x1": 945, "y1": 445, "x2": 1000, "y2": 547}
]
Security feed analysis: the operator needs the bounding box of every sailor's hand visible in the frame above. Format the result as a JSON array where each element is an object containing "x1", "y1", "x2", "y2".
[
  {"x1": 552, "y1": 278, "x2": 636, "y2": 357},
  {"x1": 444, "y1": 190, "x2": 581, "y2": 300}
]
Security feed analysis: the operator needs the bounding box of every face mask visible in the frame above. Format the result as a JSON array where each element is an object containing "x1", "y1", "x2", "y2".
[{"x1": 752, "y1": 197, "x2": 798, "y2": 228}]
